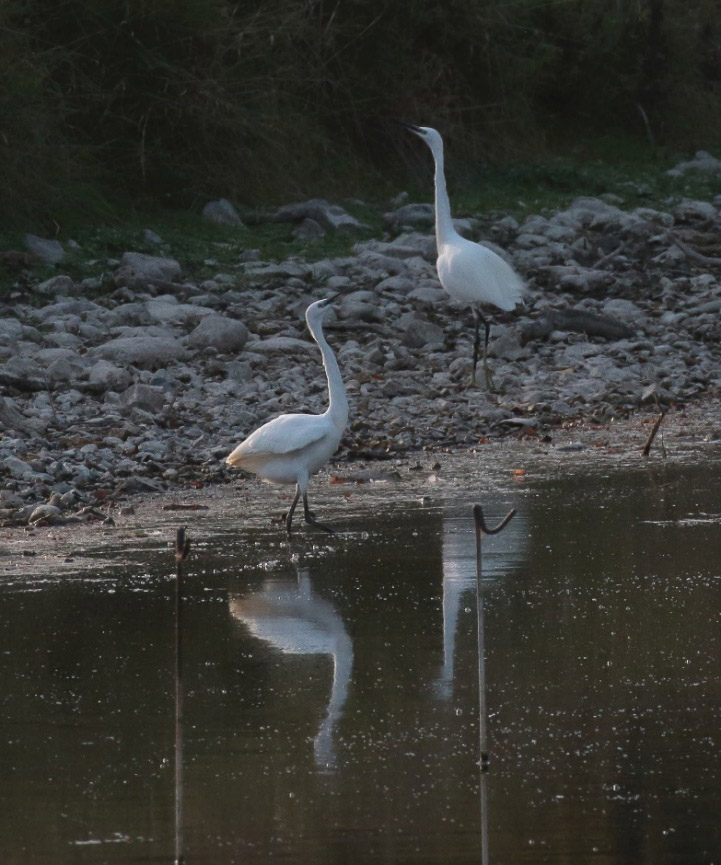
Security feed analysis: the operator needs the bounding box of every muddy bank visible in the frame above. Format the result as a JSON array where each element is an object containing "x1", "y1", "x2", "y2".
[
  {"x1": 2, "y1": 193, "x2": 721, "y2": 544},
  {"x1": 2, "y1": 395, "x2": 720, "y2": 578}
]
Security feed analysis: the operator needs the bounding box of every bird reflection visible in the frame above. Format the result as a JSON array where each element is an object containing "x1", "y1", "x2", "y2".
[
  {"x1": 229, "y1": 567, "x2": 352, "y2": 769},
  {"x1": 435, "y1": 503, "x2": 526, "y2": 700}
]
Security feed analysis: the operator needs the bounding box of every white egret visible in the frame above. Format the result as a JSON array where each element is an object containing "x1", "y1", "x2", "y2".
[
  {"x1": 229, "y1": 567, "x2": 353, "y2": 769},
  {"x1": 404, "y1": 124, "x2": 525, "y2": 389},
  {"x1": 225, "y1": 288, "x2": 352, "y2": 535}
]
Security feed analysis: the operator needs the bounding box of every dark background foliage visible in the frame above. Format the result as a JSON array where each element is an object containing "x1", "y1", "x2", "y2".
[{"x1": 2, "y1": 0, "x2": 721, "y2": 227}]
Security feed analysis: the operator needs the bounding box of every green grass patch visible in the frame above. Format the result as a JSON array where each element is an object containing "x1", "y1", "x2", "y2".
[
  {"x1": 3, "y1": 148, "x2": 721, "y2": 299},
  {"x1": 447, "y1": 145, "x2": 721, "y2": 218}
]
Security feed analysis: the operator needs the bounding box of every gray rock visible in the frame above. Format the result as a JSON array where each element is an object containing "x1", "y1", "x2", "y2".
[
  {"x1": 120, "y1": 383, "x2": 167, "y2": 414},
  {"x1": 0, "y1": 489, "x2": 24, "y2": 507},
  {"x1": 36, "y1": 275, "x2": 76, "y2": 296},
  {"x1": 242, "y1": 261, "x2": 313, "y2": 283},
  {"x1": 390, "y1": 191, "x2": 410, "y2": 208},
  {"x1": 402, "y1": 316, "x2": 445, "y2": 348},
  {"x1": 565, "y1": 377, "x2": 607, "y2": 402},
  {"x1": 488, "y1": 329, "x2": 528, "y2": 361},
  {"x1": 4, "y1": 355, "x2": 42, "y2": 380},
  {"x1": 145, "y1": 299, "x2": 215, "y2": 327},
  {"x1": 516, "y1": 231, "x2": 549, "y2": 249},
  {"x1": 359, "y1": 233, "x2": 437, "y2": 261},
  {"x1": 101, "y1": 302, "x2": 153, "y2": 328},
  {"x1": 630, "y1": 207, "x2": 675, "y2": 228},
  {"x1": 696, "y1": 298, "x2": 721, "y2": 314},
  {"x1": 42, "y1": 331, "x2": 83, "y2": 349},
  {"x1": 356, "y1": 250, "x2": 408, "y2": 277},
  {"x1": 546, "y1": 265, "x2": 613, "y2": 292},
  {"x1": 46, "y1": 357, "x2": 80, "y2": 383},
  {"x1": 376, "y1": 275, "x2": 416, "y2": 294},
  {"x1": 337, "y1": 296, "x2": 383, "y2": 323},
  {"x1": 223, "y1": 360, "x2": 253, "y2": 381},
  {"x1": 556, "y1": 196, "x2": 631, "y2": 230},
  {"x1": 559, "y1": 342, "x2": 602, "y2": 364},
  {"x1": 270, "y1": 199, "x2": 368, "y2": 233},
  {"x1": 28, "y1": 504, "x2": 62, "y2": 525},
  {"x1": 36, "y1": 347, "x2": 81, "y2": 365},
  {"x1": 0, "y1": 319, "x2": 26, "y2": 341},
  {"x1": 293, "y1": 218, "x2": 326, "y2": 241},
  {"x1": 385, "y1": 203, "x2": 435, "y2": 228},
  {"x1": 362, "y1": 346, "x2": 385, "y2": 367},
  {"x1": 203, "y1": 198, "x2": 245, "y2": 226},
  {"x1": 115, "y1": 252, "x2": 183, "y2": 287},
  {"x1": 87, "y1": 360, "x2": 133, "y2": 393},
  {"x1": 3, "y1": 455, "x2": 35, "y2": 479},
  {"x1": 24, "y1": 234, "x2": 65, "y2": 264},
  {"x1": 91, "y1": 335, "x2": 191, "y2": 367},
  {"x1": 186, "y1": 315, "x2": 250, "y2": 353},
  {"x1": 408, "y1": 284, "x2": 445, "y2": 305},
  {"x1": 493, "y1": 215, "x2": 521, "y2": 236},
  {"x1": 143, "y1": 229, "x2": 164, "y2": 245},
  {"x1": 602, "y1": 298, "x2": 646, "y2": 324},
  {"x1": 0, "y1": 398, "x2": 43, "y2": 434},
  {"x1": 674, "y1": 199, "x2": 718, "y2": 222},
  {"x1": 247, "y1": 336, "x2": 317, "y2": 355},
  {"x1": 452, "y1": 218, "x2": 479, "y2": 237},
  {"x1": 667, "y1": 150, "x2": 721, "y2": 177}
]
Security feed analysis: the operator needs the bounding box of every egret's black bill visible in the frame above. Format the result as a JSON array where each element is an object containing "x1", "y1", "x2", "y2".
[
  {"x1": 400, "y1": 122, "x2": 424, "y2": 135},
  {"x1": 324, "y1": 284, "x2": 357, "y2": 305}
]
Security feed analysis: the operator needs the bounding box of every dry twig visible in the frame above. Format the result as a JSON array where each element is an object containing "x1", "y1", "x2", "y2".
[
  {"x1": 668, "y1": 232, "x2": 721, "y2": 267},
  {"x1": 642, "y1": 410, "x2": 667, "y2": 457}
]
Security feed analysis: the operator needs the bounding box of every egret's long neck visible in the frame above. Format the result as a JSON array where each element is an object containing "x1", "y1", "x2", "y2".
[
  {"x1": 312, "y1": 318, "x2": 348, "y2": 432},
  {"x1": 429, "y1": 140, "x2": 455, "y2": 251}
]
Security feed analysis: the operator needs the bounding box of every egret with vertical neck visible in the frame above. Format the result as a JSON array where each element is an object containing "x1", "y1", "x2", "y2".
[
  {"x1": 404, "y1": 125, "x2": 525, "y2": 390},
  {"x1": 225, "y1": 288, "x2": 352, "y2": 535}
]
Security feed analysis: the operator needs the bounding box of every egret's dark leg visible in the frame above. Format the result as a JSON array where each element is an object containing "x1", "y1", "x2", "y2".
[
  {"x1": 481, "y1": 313, "x2": 495, "y2": 392},
  {"x1": 285, "y1": 485, "x2": 301, "y2": 535},
  {"x1": 471, "y1": 310, "x2": 482, "y2": 386},
  {"x1": 303, "y1": 491, "x2": 336, "y2": 534},
  {"x1": 472, "y1": 309, "x2": 495, "y2": 391}
]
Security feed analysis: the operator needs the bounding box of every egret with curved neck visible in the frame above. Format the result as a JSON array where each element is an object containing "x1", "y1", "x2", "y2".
[
  {"x1": 404, "y1": 124, "x2": 525, "y2": 390},
  {"x1": 225, "y1": 288, "x2": 351, "y2": 535}
]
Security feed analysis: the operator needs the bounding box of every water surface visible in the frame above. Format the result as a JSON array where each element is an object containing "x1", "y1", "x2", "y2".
[{"x1": 1, "y1": 460, "x2": 719, "y2": 864}]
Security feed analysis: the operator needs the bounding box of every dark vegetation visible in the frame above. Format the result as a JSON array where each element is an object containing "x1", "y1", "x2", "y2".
[{"x1": 3, "y1": 0, "x2": 721, "y2": 230}]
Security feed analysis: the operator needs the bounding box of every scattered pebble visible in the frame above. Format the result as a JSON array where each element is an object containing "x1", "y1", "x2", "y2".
[{"x1": 1, "y1": 193, "x2": 720, "y2": 528}]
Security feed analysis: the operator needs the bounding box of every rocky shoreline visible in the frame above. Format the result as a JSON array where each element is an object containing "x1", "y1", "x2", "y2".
[{"x1": 2, "y1": 191, "x2": 721, "y2": 531}]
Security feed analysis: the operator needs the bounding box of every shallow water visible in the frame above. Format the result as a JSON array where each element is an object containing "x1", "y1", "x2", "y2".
[{"x1": 1, "y1": 460, "x2": 720, "y2": 864}]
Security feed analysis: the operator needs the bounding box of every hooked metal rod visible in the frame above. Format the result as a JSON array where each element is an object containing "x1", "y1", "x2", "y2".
[
  {"x1": 473, "y1": 504, "x2": 515, "y2": 865},
  {"x1": 473, "y1": 504, "x2": 515, "y2": 768}
]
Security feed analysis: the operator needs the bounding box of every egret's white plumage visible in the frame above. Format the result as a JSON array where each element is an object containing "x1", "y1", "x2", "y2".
[
  {"x1": 226, "y1": 290, "x2": 350, "y2": 534},
  {"x1": 405, "y1": 124, "x2": 525, "y2": 388},
  {"x1": 229, "y1": 567, "x2": 352, "y2": 768}
]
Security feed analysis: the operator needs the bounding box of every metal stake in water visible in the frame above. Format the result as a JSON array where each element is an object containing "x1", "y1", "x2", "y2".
[
  {"x1": 174, "y1": 527, "x2": 191, "y2": 865},
  {"x1": 473, "y1": 504, "x2": 515, "y2": 865}
]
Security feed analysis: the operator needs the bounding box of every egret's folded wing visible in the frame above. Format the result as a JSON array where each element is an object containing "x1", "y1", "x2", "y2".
[
  {"x1": 473, "y1": 243, "x2": 525, "y2": 310},
  {"x1": 227, "y1": 413, "x2": 326, "y2": 464},
  {"x1": 441, "y1": 240, "x2": 525, "y2": 311}
]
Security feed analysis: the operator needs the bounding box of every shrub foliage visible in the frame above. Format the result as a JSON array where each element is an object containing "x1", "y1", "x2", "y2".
[{"x1": 2, "y1": 0, "x2": 721, "y2": 225}]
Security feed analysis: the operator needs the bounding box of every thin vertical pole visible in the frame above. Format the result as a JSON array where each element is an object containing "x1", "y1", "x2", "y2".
[
  {"x1": 175, "y1": 557, "x2": 184, "y2": 865},
  {"x1": 480, "y1": 767, "x2": 490, "y2": 865},
  {"x1": 474, "y1": 512, "x2": 489, "y2": 773},
  {"x1": 174, "y1": 528, "x2": 190, "y2": 865},
  {"x1": 472, "y1": 505, "x2": 515, "y2": 865}
]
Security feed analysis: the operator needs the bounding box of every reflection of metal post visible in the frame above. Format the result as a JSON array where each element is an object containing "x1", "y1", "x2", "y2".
[
  {"x1": 174, "y1": 528, "x2": 191, "y2": 865},
  {"x1": 473, "y1": 504, "x2": 515, "y2": 865},
  {"x1": 480, "y1": 766, "x2": 489, "y2": 865}
]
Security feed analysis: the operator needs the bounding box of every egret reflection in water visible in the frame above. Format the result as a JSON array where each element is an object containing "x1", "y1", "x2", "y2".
[
  {"x1": 229, "y1": 567, "x2": 352, "y2": 769},
  {"x1": 434, "y1": 502, "x2": 527, "y2": 700}
]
